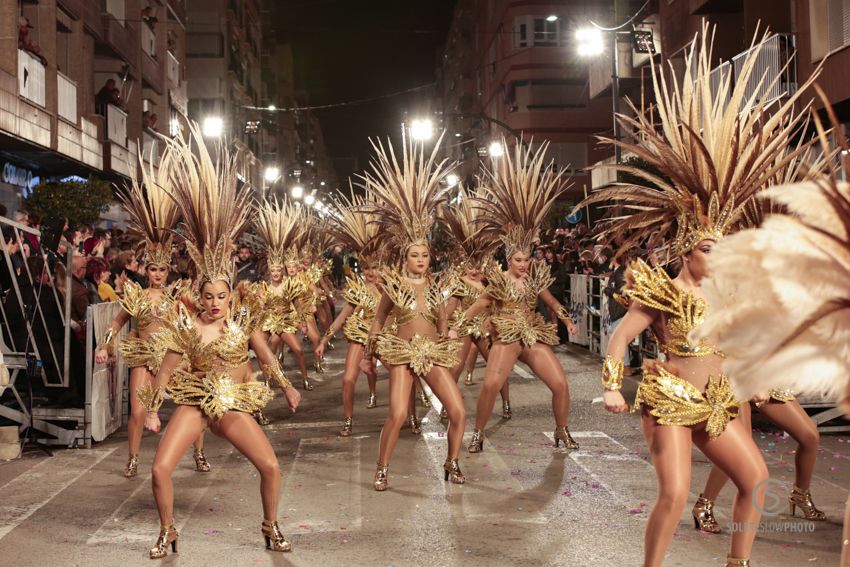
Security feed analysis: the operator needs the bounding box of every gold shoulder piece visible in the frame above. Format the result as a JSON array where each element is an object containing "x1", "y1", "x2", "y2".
[
  {"x1": 117, "y1": 280, "x2": 147, "y2": 318},
  {"x1": 624, "y1": 259, "x2": 684, "y2": 316},
  {"x1": 378, "y1": 268, "x2": 415, "y2": 310},
  {"x1": 484, "y1": 266, "x2": 511, "y2": 303},
  {"x1": 343, "y1": 275, "x2": 369, "y2": 306},
  {"x1": 528, "y1": 260, "x2": 555, "y2": 295}
]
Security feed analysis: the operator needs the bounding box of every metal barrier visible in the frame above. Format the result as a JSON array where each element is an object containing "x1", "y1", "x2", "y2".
[{"x1": 85, "y1": 301, "x2": 129, "y2": 446}]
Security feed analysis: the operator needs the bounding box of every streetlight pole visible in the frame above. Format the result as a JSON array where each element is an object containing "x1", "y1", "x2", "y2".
[{"x1": 611, "y1": 31, "x2": 621, "y2": 164}]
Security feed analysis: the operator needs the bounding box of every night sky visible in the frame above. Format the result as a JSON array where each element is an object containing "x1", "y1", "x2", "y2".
[{"x1": 274, "y1": 0, "x2": 457, "y2": 184}]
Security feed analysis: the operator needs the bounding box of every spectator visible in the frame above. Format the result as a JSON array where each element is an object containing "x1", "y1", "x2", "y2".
[
  {"x1": 111, "y1": 250, "x2": 139, "y2": 291},
  {"x1": 235, "y1": 244, "x2": 258, "y2": 282},
  {"x1": 95, "y1": 79, "x2": 117, "y2": 115},
  {"x1": 86, "y1": 256, "x2": 117, "y2": 302},
  {"x1": 69, "y1": 255, "x2": 89, "y2": 332},
  {"x1": 18, "y1": 17, "x2": 47, "y2": 65},
  {"x1": 83, "y1": 236, "x2": 105, "y2": 257},
  {"x1": 23, "y1": 213, "x2": 41, "y2": 256},
  {"x1": 331, "y1": 246, "x2": 344, "y2": 288}
]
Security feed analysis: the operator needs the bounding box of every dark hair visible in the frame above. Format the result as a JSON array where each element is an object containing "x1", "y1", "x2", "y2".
[
  {"x1": 85, "y1": 256, "x2": 109, "y2": 282},
  {"x1": 2, "y1": 226, "x2": 14, "y2": 245},
  {"x1": 93, "y1": 228, "x2": 107, "y2": 239}
]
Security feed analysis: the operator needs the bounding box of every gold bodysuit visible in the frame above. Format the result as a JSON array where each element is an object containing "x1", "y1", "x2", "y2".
[
  {"x1": 373, "y1": 269, "x2": 460, "y2": 376},
  {"x1": 161, "y1": 302, "x2": 273, "y2": 419},
  {"x1": 116, "y1": 280, "x2": 184, "y2": 372},
  {"x1": 342, "y1": 275, "x2": 380, "y2": 346},
  {"x1": 252, "y1": 279, "x2": 303, "y2": 335},
  {"x1": 449, "y1": 274, "x2": 490, "y2": 340},
  {"x1": 625, "y1": 260, "x2": 739, "y2": 439},
  {"x1": 486, "y1": 261, "x2": 558, "y2": 347}
]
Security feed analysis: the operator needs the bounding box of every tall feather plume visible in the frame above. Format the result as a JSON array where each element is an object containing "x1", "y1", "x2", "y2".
[
  {"x1": 254, "y1": 196, "x2": 303, "y2": 269},
  {"x1": 358, "y1": 132, "x2": 455, "y2": 260},
  {"x1": 578, "y1": 22, "x2": 822, "y2": 263},
  {"x1": 440, "y1": 183, "x2": 498, "y2": 265},
  {"x1": 476, "y1": 139, "x2": 571, "y2": 258},
  {"x1": 165, "y1": 121, "x2": 254, "y2": 286},
  {"x1": 328, "y1": 184, "x2": 381, "y2": 262}
]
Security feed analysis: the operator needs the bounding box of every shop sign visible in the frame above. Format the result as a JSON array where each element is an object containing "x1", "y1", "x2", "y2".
[{"x1": 2, "y1": 162, "x2": 36, "y2": 190}]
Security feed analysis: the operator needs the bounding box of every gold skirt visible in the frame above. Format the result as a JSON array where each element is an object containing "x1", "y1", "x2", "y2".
[
  {"x1": 343, "y1": 314, "x2": 370, "y2": 346},
  {"x1": 166, "y1": 370, "x2": 273, "y2": 419},
  {"x1": 633, "y1": 364, "x2": 740, "y2": 440},
  {"x1": 261, "y1": 310, "x2": 300, "y2": 335},
  {"x1": 375, "y1": 333, "x2": 460, "y2": 377},
  {"x1": 450, "y1": 312, "x2": 490, "y2": 340},
  {"x1": 118, "y1": 335, "x2": 168, "y2": 373},
  {"x1": 769, "y1": 389, "x2": 796, "y2": 403},
  {"x1": 491, "y1": 312, "x2": 557, "y2": 347}
]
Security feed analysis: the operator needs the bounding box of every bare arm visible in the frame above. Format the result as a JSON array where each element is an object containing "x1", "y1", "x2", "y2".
[
  {"x1": 459, "y1": 293, "x2": 492, "y2": 323},
  {"x1": 139, "y1": 349, "x2": 183, "y2": 432},
  {"x1": 538, "y1": 288, "x2": 577, "y2": 333},
  {"x1": 364, "y1": 292, "x2": 393, "y2": 358},
  {"x1": 251, "y1": 329, "x2": 301, "y2": 411},
  {"x1": 601, "y1": 302, "x2": 656, "y2": 413},
  {"x1": 94, "y1": 309, "x2": 131, "y2": 363}
]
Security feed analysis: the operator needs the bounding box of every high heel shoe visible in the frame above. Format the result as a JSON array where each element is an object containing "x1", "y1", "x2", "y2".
[
  {"x1": 261, "y1": 520, "x2": 292, "y2": 552},
  {"x1": 254, "y1": 410, "x2": 270, "y2": 426},
  {"x1": 339, "y1": 417, "x2": 353, "y2": 437},
  {"x1": 443, "y1": 458, "x2": 465, "y2": 484},
  {"x1": 464, "y1": 370, "x2": 473, "y2": 385},
  {"x1": 439, "y1": 407, "x2": 448, "y2": 421},
  {"x1": 366, "y1": 392, "x2": 377, "y2": 408},
  {"x1": 789, "y1": 486, "x2": 827, "y2": 521},
  {"x1": 124, "y1": 454, "x2": 139, "y2": 478},
  {"x1": 193, "y1": 449, "x2": 211, "y2": 472},
  {"x1": 407, "y1": 415, "x2": 421, "y2": 435},
  {"x1": 419, "y1": 391, "x2": 431, "y2": 408},
  {"x1": 468, "y1": 429, "x2": 484, "y2": 453},
  {"x1": 554, "y1": 426, "x2": 579, "y2": 449},
  {"x1": 725, "y1": 557, "x2": 749, "y2": 566},
  {"x1": 149, "y1": 524, "x2": 178, "y2": 559},
  {"x1": 692, "y1": 493, "x2": 721, "y2": 533},
  {"x1": 303, "y1": 378, "x2": 314, "y2": 391},
  {"x1": 502, "y1": 400, "x2": 512, "y2": 420},
  {"x1": 374, "y1": 463, "x2": 389, "y2": 491},
  {"x1": 328, "y1": 338, "x2": 335, "y2": 350},
  {"x1": 314, "y1": 358, "x2": 325, "y2": 374}
]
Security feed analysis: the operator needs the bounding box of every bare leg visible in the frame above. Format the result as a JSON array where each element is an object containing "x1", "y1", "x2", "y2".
[
  {"x1": 211, "y1": 411, "x2": 281, "y2": 520},
  {"x1": 758, "y1": 399, "x2": 820, "y2": 490},
  {"x1": 377, "y1": 364, "x2": 415, "y2": 465},
  {"x1": 518, "y1": 343, "x2": 569, "y2": 427},
  {"x1": 280, "y1": 332, "x2": 309, "y2": 382},
  {"x1": 268, "y1": 334, "x2": 282, "y2": 356},
  {"x1": 641, "y1": 414, "x2": 693, "y2": 567},
  {"x1": 476, "y1": 338, "x2": 507, "y2": 402},
  {"x1": 695, "y1": 415, "x2": 769, "y2": 561},
  {"x1": 127, "y1": 367, "x2": 149, "y2": 456},
  {"x1": 473, "y1": 341, "x2": 521, "y2": 431},
  {"x1": 450, "y1": 336, "x2": 473, "y2": 383},
  {"x1": 341, "y1": 343, "x2": 364, "y2": 418},
  {"x1": 424, "y1": 366, "x2": 466, "y2": 459},
  {"x1": 700, "y1": 403, "x2": 752, "y2": 501},
  {"x1": 304, "y1": 319, "x2": 321, "y2": 352},
  {"x1": 151, "y1": 406, "x2": 208, "y2": 525}
]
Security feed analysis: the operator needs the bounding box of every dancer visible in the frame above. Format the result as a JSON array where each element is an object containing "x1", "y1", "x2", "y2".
[
  {"x1": 315, "y1": 190, "x2": 381, "y2": 436},
  {"x1": 457, "y1": 140, "x2": 578, "y2": 454},
  {"x1": 362, "y1": 134, "x2": 466, "y2": 490},
  {"x1": 94, "y1": 146, "x2": 209, "y2": 478},
  {"x1": 441, "y1": 184, "x2": 511, "y2": 420},
  {"x1": 293, "y1": 225, "x2": 325, "y2": 377},
  {"x1": 139, "y1": 124, "x2": 301, "y2": 558},
  {"x1": 692, "y1": 96, "x2": 849, "y2": 565},
  {"x1": 581, "y1": 25, "x2": 819, "y2": 567}
]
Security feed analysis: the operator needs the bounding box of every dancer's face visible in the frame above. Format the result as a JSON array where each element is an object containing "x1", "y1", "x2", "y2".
[
  {"x1": 465, "y1": 263, "x2": 482, "y2": 281},
  {"x1": 146, "y1": 263, "x2": 169, "y2": 287},
  {"x1": 684, "y1": 239, "x2": 714, "y2": 281},
  {"x1": 285, "y1": 263, "x2": 299, "y2": 277},
  {"x1": 362, "y1": 263, "x2": 378, "y2": 283},
  {"x1": 405, "y1": 245, "x2": 430, "y2": 276},
  {"x1": 269, "y1": 266, "x2": 283, "y2": 283},
  {"x1": 508, "y1": 251, "x2": 530, "y2": 277},
  {"x1": 200, "y1": 280, "x2": 230, "y2": 320}
]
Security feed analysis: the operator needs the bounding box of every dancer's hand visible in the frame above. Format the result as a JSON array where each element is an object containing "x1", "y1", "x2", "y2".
[
  {"x1": 602, "y1": 390, "x2": 629, "y2": 413},
  {"x1": 359, "y1": 357, "x2": 375, "y2": 375},
  {"x1": 144, "y1": 411, "x2": 161, "y2": 432},
  {"x1": 94, "y1": 348, "x2": 109, "y2": 365},
  {"x1": 300, "y1": 324, "x2": 307, "y2": 335},
  {"x1": 751, "y1": 392, "x2": 769, "y2": 408},
  {"x1": 315, "y1": 340, "x2": 326, "y2": 360},
  {"x1": 284, "y1": 387, "x2": 301, "y2": 412},
  {"x1": 448, "y1": 329, "x2": 458, "y2": 340},
  {"x1": 567, "y1": 321, "x2": 578, "y2": 335}
]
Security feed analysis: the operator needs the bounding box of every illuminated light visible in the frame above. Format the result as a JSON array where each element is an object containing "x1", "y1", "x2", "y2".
[
  {"x1": 546, "y1": 14, "x2": 558, "y2": 22},
  {"x1": 267, "y1": 104, "x2": 276, "y2": 111},
  {"x1": 291, "y1": 185, "x2": 304, "y2": 199},
  {"x1": 488, "y1": 141, "x2": 505, "y2": 158},
  {"x1": 202, "y1": 116, "x2": 223, "y2": 137},
  {"x1": 304, "y1": 194, "x2": 316, "y2": 206},
  {"x1": 446, "y1": 174, "x2": 459, "y2": 187},
  {"x1": 576, "y1": 27, "x2": 605, "y2": 57},
  {"x1": 264, "y1": 166, "x2": 280, "y2": 182},
  {"x1": 409, "y1": 118, "x2": 434, "y2": 141}
]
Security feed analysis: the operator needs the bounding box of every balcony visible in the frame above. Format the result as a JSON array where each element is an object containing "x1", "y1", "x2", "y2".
[
  {"x1": 166, "y1": 50, "x2": 180, "y2": 89},
  {"x1": 167, "y1": 0, "x2": 186, "y2": 25},
  {"x1": 101, "y1": 14, "x2": 135, "y2": 63},
  {"x1": 104, "y1": 0, "x2": 126, "y2": 22},
  {"x1": 57, "y1": 72, "x2": 78, "y2": 124},
  {"x1": 18, "y1": 49, "x2": 45, "y2": 107},
  {"x1": 142, "y1": 129, "x2": 160, "y2": 165},
  {"x1": 81, "y1": 0, "x2": 102, "y2": 38},
  {"x1": 57, "y1": 0, "x2": 83, "y2": 20},
  {"x1": 106, "y1": 103, "x2": 127, "y2": 146},
  {"x1": 142, "y1": 52, "x2": 164, "y2": 94},
  {"x1": 730, "y1": 34, "x2": 796, "y2": 107}
]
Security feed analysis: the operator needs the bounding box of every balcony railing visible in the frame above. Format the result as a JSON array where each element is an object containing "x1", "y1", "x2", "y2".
[
  {"x1": 142, "y1": 23, "x2": 156, "y2": 57},
  {"x1": 142, "y1": 49, "x2": 164, "y2": 94},
  {"x1": 82, "y1": 0, "x2": 103, "y2": 38},
  {"x1": 57, "y1": 72, "x2": 78, "y2": 124},
  {"x1": 106, "y1": 103, "x2": 127, "y2": 146},
  {"x1": 167, "y1": 50, "x2": 180, "y2": 88},
  {"x1": 142, "y1": 129, "x2": 160, "y2": 165},
  {"x1": 57, "y1": 0, "x2": 83, "y2": 20},
  {"x1": 18, "y1": 49, "x2": 45, "y2": 107},
  {"x1": 102, "y1": 14, "x2": 135, "y2": 63},
  {"x1": 730, "y1": 34, "x2": 796, "y2": 107},
  {"x1": 104, "y1": 0, "x2": 125, "y2": 24}
]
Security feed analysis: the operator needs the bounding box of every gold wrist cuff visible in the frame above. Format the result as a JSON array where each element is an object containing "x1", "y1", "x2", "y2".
[
  {"x1": 556, "y1": 305, "x2": 573, "y2": 324},
  {"x1": 100, "y1": 327, "x2": 116, "y2": 351},
  {"x1": 263, "y1": 363, "x2": 293, "y2": 390},
  {"x1": 137, "y1": 382, "x2": 164, "y2": 411},
  {"x1": 324, "y1": 327, "x2": 335, "y2": 339},
  {"x1": 602, "y1": 355, "x2": 624, "y2": 391},
  {"x1": 365, "y1": 335, "x2": 378, "y2": 357}
]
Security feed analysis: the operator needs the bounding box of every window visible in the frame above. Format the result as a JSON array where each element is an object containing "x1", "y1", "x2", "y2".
[
  {"x1": 536, "y1": 142, "x2": 587, "y2": 176},
  {"x1": 513, "y1": 17, "x2": 564, "y2": 48},
  {"x1": 533, "y1": 18, "x2": 559, "y2": 46},
  {"x1": 811, "y1": 0, "x2": 850, "y2": 60},
  {"x1": 187, "y1": 33, "x2": 224, "y2": 57}
]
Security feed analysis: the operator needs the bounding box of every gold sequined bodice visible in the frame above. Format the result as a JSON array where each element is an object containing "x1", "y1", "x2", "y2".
[
  {"x1": 624, "y1": 259, "x2": 721, "y2": 358},
  {"x1": 343, "y1": 275, "x2": 380, "y2": 319},
  {"x1": 379, "y1": 268, "x2": 449, "y2": 327},
  {"x1": 486, "y1": 261, "x2": 553, "y2": 316},
  {"x1": 119, "y1": 280, "x2": 184, "y2": 330},
  {"x1": 453, "y1": 277, "x2": 485, "y2": 310},
  {"x1": 254, "y1": 279, "x2": 302, "y2": 312}
]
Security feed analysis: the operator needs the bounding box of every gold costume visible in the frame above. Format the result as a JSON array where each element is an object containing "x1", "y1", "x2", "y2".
[
  {"x1": 448, "y1": 275, "x2": 490, "y2": 340},
  {"x1": 341, "y1": 275, "x2": 380, "y2": 346},
  {"x1": 485, "y1": 261, "x2": 559, "y2": 347},
  {"x1": 252, "y1": 280, "x2": 303, "y2": 335},
  {"x1": 116, "y1": 280, "x2": 186, "y2": 372}
]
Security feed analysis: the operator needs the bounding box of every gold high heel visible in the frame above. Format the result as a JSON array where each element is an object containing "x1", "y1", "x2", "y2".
[
  {"x1": 407, "y1": 415, "x2": 421, "y2": 435},
  {"x1": 502, "y1": 400, "x2": 512, "y2": 420},
  {"x1": 789, "y1": 486, "x2": 827, "y2": 521},
  {"x1": 443, "y1": 458, "x2": 465, "y2": 484},
  {"x1": 439, "y1": 407, "x2": 448, "y2": 421},
  {"x1": 193, "y1": 449, "x2": 211, "y2": 473},
  {"x1": 468, "y1": 429, "x2": 484, "y2": 453},
  {"x1": 419, "y1": 391, "x2": 431, "y2": 408},
  {"x1": 692, "y1": 493, "x2": 721, "y2": 533},
  {"x1": 254, "y1": 410, "x2": 270, "y2": 426},
  {"x1": 366, "y1": 392, "x2": 377, "y2": 408},
  {"x1": 374, "y1": 463, "x2": 389, "y2": 491},
  {"x1": 314, "y1": 358, "x2": 325, "y2": 374},
  {"x1": 339, "y1": 417, "x2": 353, "y2": 437},
  {"x1": 725, "y1": 557, "x2": 749, "y2": 566},
  {"x1": 124, "y1": 454, "x2": 139, "y2": 478},
  {"x1": 464, "y1": 370, "x2": 473, "y2": 385},
  {"x1": 328, "y1": 338, "x2": 335, "y2": 350},
  {"x1": 554, "y1": 426, "x2": 579, "y2": 449},
  {"x1": 149, "y1": 524, "x2": 178, "y2": 559},
  {"x1": 261, "y1": 520, "x2": 292, "y2": 552}
]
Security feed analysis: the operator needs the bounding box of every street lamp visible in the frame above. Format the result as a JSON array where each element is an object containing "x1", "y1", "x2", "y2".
[
  {"x1": 202, "y1": 116, "x2": 223, "y2": 138},
  {"x1": 446, "y1": 173, "x2": 459, "y2": 187},
  {"x1": 264, "y1": 166, "x2": 280, "y2": 183},
  {"x1": 488, "y1": 141, "x2": 504, "y2": 158},
  {"x1": 304, "y1": 193, "x2": 316, "y2": 206},
  {"x1": 546, "y1": 14, "x2": 558, "y2": 22},
  {"x1": 291, "y1": 185, "x2": 304, "y2": 200},
  {"x1": 267, "y1": 104, "x2": 276, "y2": 111},
  {"x1": 576, "y1": 27, "x2": 605, "y2": 56},
  {"x1": 409, "y1": 118, "x2": 434, "y2": 141}
]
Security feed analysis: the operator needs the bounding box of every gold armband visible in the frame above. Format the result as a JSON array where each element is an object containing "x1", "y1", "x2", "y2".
[
  {"x1": 556, "y1": 305, "x2": 573, "y2": 324},
  {"x1": 601, "y1": 355, "x2": 624, "y2": 392},
  {"x1": 100, "y1": 327, "x2": 116, "y2": 351},
  {"x1": 136, "y1": 382, "x2": 164, "y2": 411},
  {"x1": 324, "y1": 327, "x2": 335, "y2": 339},
  {"x1": 263, "y1": 363, "x2": 293, "y2": 390},
  {"x1": 365, "y1": 335, "x2": 378, "y2": 357}
]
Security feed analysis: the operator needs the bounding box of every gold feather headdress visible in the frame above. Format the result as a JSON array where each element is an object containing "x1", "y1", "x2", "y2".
[
  {"x1": 255, "y1": 197, "x2": 303, "y2": 270},
  {"x1": 166, "y1": 121, "x2": 253, "y2": 288},
  {"x1": 578, "y1": 23, "x2": 821, "y2": 263},
  {"x1": 118, "y1": 143, "x2": 181, "y2": 267},
  {"x1": 440, "y1": 183, "x2": 498, "y2": 268},
  {"x1": 328, "y1": 185, "x2": 381, "y2": 265},
  {"x1": 359, "y1": 133, "x2": 455, "y2": 260},
  {"x1": 476, "y1": 139, "x2": 571, "y2": 259}
]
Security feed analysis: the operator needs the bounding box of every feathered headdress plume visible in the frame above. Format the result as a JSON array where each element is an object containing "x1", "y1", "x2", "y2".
[
  {"x1": 254, "y1": 196, "x2": 303, "y2": 270},
  {"x1": 359, "y1": 133, "x2": 455, "y2": 260},
  {"x1": 475, "y1": 139, "x2": 570, "y2": 259},
  {"x1": 440, "y1": 183, "x2": 498, "y2": 267},
  {"x1": 328, "y1": 184, "x2": 381, "y2": 264},
  {"x1": 578, "y1": 23, "x2": 821, "y2": 263},
  {"x1": 119, "y1": 142, "x2": 181, "y2": 266},
  {"x1": 166, "y1": 121, "x2": 253, "y2": 288},
  {"x1": 695, "y1": 89, "x2": 850, "y2": 404}
]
